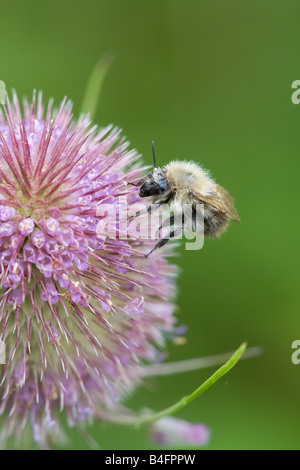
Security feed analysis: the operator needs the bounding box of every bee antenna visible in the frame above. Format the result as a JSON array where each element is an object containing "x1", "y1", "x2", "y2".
[{"x1": 152, "y1": 140, "x2": 157, "y2": 168}]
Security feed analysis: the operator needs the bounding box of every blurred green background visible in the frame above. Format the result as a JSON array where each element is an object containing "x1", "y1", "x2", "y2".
[{"x1": 1, "y1": 0, "x2": 300, "y2": 450}]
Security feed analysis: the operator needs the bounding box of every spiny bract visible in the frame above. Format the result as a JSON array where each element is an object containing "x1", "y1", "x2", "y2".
[{"x1": 0, "y1": 91, "x2": 177, "y2": 447}]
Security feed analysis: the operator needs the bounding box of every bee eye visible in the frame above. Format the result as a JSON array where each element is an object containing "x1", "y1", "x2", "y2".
[
  {"x1": 138, "y1": 169, "x2": 168, "y2": 198},
  {"x1": 139, "y1": 182, "x2": 167, "y2": 197}
]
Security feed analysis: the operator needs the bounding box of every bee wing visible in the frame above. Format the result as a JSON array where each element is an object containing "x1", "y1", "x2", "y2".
[
  {"x1": 215, "y1": 185, "x2": 240, "y2": 222},
  {"x1": 189, "y1": 186, "x2": 240, "y2": 223}
]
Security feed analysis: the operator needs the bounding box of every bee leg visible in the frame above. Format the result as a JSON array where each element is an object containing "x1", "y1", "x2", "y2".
[
  {"x1": 128, "y1": 196, "x2": 171, "y2": 221},
  {"x1": 158, "y1": 214, "x2": 175, "y2": 230},
  {"x1": 127, "y1": 202, "x2": 157, "y2": 221},
  {"x1": 155, "y1": 214, "x2": 175, "y2": 237},
  {"x1": 145, "y1": 223, "x2": 184, "y2": 257}
]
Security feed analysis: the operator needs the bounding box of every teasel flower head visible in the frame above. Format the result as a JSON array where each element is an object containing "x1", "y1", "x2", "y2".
[
  {"x1": 0, "y1": 91, "x2": 178, "y2": 447},
  {"x1": 150, "y1": 417, "x2": 210, "y2": 447}
]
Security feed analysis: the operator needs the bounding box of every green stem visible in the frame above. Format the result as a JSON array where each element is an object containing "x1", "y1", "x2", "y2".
[
  {"x1": 80, "y1": 53, "x2": 114, "y2": 120},
  {"x1": 113, "y1": 342, "x2": 247, "y2": 427}
]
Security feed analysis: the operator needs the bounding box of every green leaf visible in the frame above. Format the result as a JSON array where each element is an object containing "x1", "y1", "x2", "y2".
[
  {"x1": 113, "y1": 342, "x2": 248, "y2": 427},
  {"x1": 80, "y1": 52, "x2": 114, "y2": 120},
  {"x1": 143, "y1": 345, "x2": 261, "y2": 377}
]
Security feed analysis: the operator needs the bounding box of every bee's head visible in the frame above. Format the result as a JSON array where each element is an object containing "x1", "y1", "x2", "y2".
[
  {"x1": 138, "y1": 168, "x2": 169, "y2": 197},
  {"x1": 129, "y1": 141, "x2": 169, "y2": 197},
  {"x1": 136, "y1": 141, "x2": 169, "y2": 198}
]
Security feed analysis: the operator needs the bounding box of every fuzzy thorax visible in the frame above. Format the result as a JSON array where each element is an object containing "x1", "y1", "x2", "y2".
[{"x1": 165, "y1": 161, "x2": 215, "y2": 197}]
